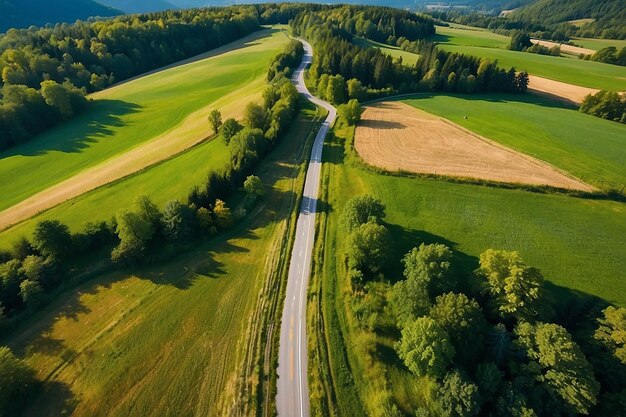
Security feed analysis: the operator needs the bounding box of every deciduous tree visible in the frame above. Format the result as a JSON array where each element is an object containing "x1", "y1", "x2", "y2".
[
  {"x1": 208, "y1": 109, "x2": 222, "y2": 135},
  {"x1": 395, "y1": 316, "x2": 454, "y2": 378}
]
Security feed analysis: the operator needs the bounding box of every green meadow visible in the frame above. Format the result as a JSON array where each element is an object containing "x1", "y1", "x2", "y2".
[
  {"x1": 0, "y1": 28, "x2": 289, "y2": 212},
  {"x1": 401, "y1": 94, "x2": 626, "y2": 191},
  {"x1": 2, "y1": 100, "x2": 325, "y2": 417},
  {"x1": 572, "y1": 37, "x2": 626, "y2": 51}
]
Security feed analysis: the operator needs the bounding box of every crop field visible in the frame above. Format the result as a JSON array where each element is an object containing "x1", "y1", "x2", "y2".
[
  {"x1": 352, "y1": 37, "x2": 420, "y2": 64},
  {"x1": 310, "y1": 116, "x2": 626, "y2": 415},
  {"x1": 1, "y1": 101, "x2": 325, "y2": 417},
  {"x1": 0, "y1": 28, "x2": 289, "y2": 216},
  {"x1": 354, "y1": 101, "x2": 593, "y2": 191},
  {"x1": 399, "y1": 94, "x2": 626, "y2": 191},
  {"x1": 526, "y1": 75, "x2": 599, "y2": 104}
]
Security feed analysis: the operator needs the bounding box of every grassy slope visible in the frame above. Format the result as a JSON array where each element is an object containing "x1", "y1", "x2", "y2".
[
  {"x1": 435, "y1": 24, "x2": 511, "y2": 48},
  {"x1": 0, "y1": 28, "x2": 288, "y2": 212},
  {"x1": 353, "y1": 37, "x2": 420, "y2": 65},
  {"x1": 2, "y1": 101, "x2": 324, "y2": 417},
  {"x1": 0, "y1": 135, "x2": 229, "y2": 248},
  {"x1": 401, "y1": 94, "x2": 626, "y2": 190},
  {"x1": 313, "y1": 117, "x2": 626, "y2": 415},
  {"x1": 572, "y1": 37, "x2": 626, "y2": 51},
  {"x1": 433, "y1": 25, "x2": 626, "y2": 91}
]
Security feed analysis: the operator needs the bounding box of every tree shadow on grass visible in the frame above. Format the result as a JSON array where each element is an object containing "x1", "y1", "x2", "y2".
[
  {"x1": 21, "y1": 380, "x2": 77, "y2": 417},
  {"x1": 384, "y1": 223, "x2": 479, "y2": 283},
  {"x1": 0, "y1": 99, "x2": 141, "y2": 159}
]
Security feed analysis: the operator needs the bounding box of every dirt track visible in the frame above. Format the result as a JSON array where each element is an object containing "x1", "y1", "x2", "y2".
[
  {"x1": 354, "y1": 102, "x2": 595, "y2": 192},
  {"x1": 527, "y1": 75, "x2": 599, "y2": 104}
]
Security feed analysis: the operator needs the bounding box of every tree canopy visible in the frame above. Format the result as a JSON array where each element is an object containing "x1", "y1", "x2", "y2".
[{"x1": 396, "y1": 316, "x2": 455, "y2": 378}]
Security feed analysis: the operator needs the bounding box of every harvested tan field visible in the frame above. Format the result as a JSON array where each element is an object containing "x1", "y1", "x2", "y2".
[
  {"x1": 527, "y1": 75, "x2": 599, "y2": 104},
  {"x1": 354, "y1": 102, "x2": 594, "y2": 192},
  {"x1": 530, "y1": 38, "x2": 595, "y2": 56},
  {"x1": 0, "y1": 87, "x2": 261, "y2": 231}
]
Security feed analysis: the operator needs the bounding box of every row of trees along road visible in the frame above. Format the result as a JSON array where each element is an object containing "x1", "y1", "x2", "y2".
[
  {"x1": 290, "y1": 6, "x2": 528, "y2": 105},
  {"x1": 339, "y1": 194, "x2": 626, "y2": 417},
  {"x1": 0, "y1": 51, "x2": 302, "y2": 413}
]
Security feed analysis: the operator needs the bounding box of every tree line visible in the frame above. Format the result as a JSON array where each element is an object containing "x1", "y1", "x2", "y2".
[
  {"x1": 290, "y1": 7, "x2": 528, "y2": 103},
  {"x1": 580, "y1": 90, "x2": 626, "y2": 124},
  {"x1": 339, "y1": 194, "x2": 626, "y2": 417},
  {"x1": 0, "y1": 5, "x2": 269, "y2": 150},
  {"x1": 430, "y1": 0, "x2": 626, "y2": 42}
]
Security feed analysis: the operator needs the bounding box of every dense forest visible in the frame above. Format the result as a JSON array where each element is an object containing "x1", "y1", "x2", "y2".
[
  {"x1": 340, "y1": 194, "x2": 626, "y2": 416},
  {"x1": 290, "y1": 6, "x2": 527, "y2": 101},
  {"x1": 432, "y1": 0, "x2": 626, "y2": 40},
  {"x1": 0, "y1": 6, "x2": 262, "y2": 150}
]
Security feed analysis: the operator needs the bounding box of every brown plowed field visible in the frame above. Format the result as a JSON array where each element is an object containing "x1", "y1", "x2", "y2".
[
  {"x1": 527, "y1": 75, "x2": 599, "y2": 104},
  {"x1": 354, "y1": 102, "x2": 595, "y2": 192}
]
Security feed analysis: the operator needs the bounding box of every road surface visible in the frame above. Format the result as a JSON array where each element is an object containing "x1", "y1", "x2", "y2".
[{"x1": 276, "y1": 39, "x2": 337, "y2": 417}]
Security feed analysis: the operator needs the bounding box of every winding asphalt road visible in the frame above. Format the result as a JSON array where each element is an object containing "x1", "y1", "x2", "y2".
[{"x1": 276, "y1": 39, "x2": 337, "y2": 417}]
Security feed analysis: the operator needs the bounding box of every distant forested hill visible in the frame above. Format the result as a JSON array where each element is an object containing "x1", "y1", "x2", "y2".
[
  {"x1": 97, "y1": 0, "x2": 178, "y2": 13},
  {"x1": 0, "y1": 0, "x2": 120, "y2": 32},
  {"x1": 511, "y1": 0, "x2": 626, "y2": 38}
]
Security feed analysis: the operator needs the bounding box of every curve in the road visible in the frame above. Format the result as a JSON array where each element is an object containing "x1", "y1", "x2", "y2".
[{"x1": 276, "y1": 39, "x2": 337, "y2": 417}]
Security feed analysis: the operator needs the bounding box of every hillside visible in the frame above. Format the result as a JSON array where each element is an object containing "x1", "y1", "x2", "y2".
[
  {"x1": 511, "y1": 0, "x2": 626, "y2": 38},
  {"x1": 0, "y1": 0, "x2": 120, "y2": 32},
  {"x1": 97, "y1": 0, "x2": 178, "y2": 13}
]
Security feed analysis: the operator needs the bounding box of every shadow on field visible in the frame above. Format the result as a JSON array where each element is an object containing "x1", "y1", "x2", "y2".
[
  {"x1": 359, "y1": 119, "x2": 405, "y2": 130},
  {"x1": 22, "y1": 380, "x2": 78, "y2": 417},
  {"x1": 429, "y1": 33, "x2": 452, "y2": 44},
  {"x1": 1, "y1": 99, "x2": 141, "y2": 158},
  {"x1": 385, "y1": 223, "x2": 479, "y2": 283}
]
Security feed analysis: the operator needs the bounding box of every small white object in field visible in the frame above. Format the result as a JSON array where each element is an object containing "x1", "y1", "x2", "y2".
[{"x1": 464, "y1": 115, "x2": 468, "y2": 119}]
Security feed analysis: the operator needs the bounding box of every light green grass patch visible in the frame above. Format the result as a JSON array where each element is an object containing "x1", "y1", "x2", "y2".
[
  {"x1": 353, "y1": 37, "x2": 420, "y2": 65},
  {"x1": 571, "y1": 37, "x2": 626, "y2": 51},
  {"x1": 400, "y1": 94, "x2": 626, "y2": 191},
  {"x1": 0, "y1": 28, "x2": 289, "y2": 212},
  {"x1": 434, "y1": 24, "x2": 510, "y2": 49}
]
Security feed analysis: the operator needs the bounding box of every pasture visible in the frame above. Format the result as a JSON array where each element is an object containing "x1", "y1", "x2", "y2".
[
  {"x1": 1, "y1": 101, "x2": 325, "y2": 417},
  {"x1": 401, "y1": 94, "x2": 626, "y2": 191},
  {"x1": 354, "y1": 101, "x2": 593, "y2": 191},
  {"x1": 0, "y1": 28, "x2": 289, "y2": 214}
]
